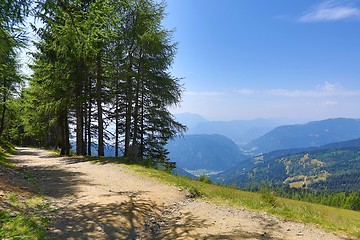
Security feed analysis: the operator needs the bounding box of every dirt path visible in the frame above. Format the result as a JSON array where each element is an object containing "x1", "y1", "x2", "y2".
[{"x1": 9, "y1": 148, "x2": 351, "y2": 240}]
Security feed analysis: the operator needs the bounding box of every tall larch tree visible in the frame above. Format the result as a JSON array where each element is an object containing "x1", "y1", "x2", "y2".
[
  {"x1": 19, "y1": 0, "x2": 186, "y2": 165},
  {"x1": 116, "y1": 0, "x2": 186, "y2": 163},
  {"x1": 0, "y1": 0, "x2": 28, "y2": 138}
]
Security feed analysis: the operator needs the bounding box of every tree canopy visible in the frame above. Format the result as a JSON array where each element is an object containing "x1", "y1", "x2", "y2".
[{"x1": 1, "y1": 0, "x2": 186, "y2": 166}]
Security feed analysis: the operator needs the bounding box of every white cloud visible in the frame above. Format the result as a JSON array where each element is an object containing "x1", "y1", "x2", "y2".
[
  {"x1": 263, "y1": 82, "x2": 360, "y2": 97},
  {"x1": 265, "y1": 89, "x2": 314, "y2": 97},
  {"x1": 299, "y1": 0, "x2": 360, "y2": 22},
  {"x1": 185, "y1": 91, "x2": 224, "y2": 97},
  {"x1": 320, "y1": 100, "x2": 338, "y2": 106},
  {"x1": 265, "y1": 88, "x2": 360, "y2": 98},
  {"x1": 317, "y1": 81, "x2": 339, "y2": 91},
  {"x1": 238, "y1": 88, "x2": 256, "y2": 95},
  {"x1": 185, "y1": 82, "x2": 360, "y2": 98}
]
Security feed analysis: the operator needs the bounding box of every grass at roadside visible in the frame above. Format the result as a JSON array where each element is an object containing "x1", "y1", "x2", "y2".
[
  {"x1": 0, "y1": 193, "x2": 49, "y2": 239},
  {"x1": 119, "y1": 163, "x2": 360, "y2": 238},
  {"x1": 0, "y1": 139, "x2": 16, "y2": 168},
  {"x1": 0, "y1": 143, "x2": 50, "y2": 239}
]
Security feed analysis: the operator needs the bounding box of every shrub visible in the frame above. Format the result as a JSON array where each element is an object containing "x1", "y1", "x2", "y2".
[
  {"x1": 260, "y1": 187, "x2": 277, "y2": 207},
  {"x1": 198, "y1": 174, "x2": 213, "y2": 184},
  {"x1": 187, "y1": 186, "x2": 202, "y2": 198}
]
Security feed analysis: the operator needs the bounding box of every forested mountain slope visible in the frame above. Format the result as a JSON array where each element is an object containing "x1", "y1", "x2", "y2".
[
  {"x1": 245, "y1": 118, "x2": 360, "y2": 154},
  {"x1": 216, "y1": 141, "x2": 360, "y2": 192},
  {"x1": 166, "y1": 134, "x2": 248, "y2": 171}
]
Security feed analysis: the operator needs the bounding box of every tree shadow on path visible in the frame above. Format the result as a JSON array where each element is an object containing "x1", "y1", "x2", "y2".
[
  {"x1": 11, "y1": 148, "x2": 91, "y2": 198},
  {"x1": 10, "y1": 148, "x2": 210, "y2": 239},
  {"x1": 47, "y1": 194, "x2": 211, "y2": 240}
]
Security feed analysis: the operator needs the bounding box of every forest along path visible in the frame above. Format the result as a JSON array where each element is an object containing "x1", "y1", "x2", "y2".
[{"x1": 10, "y1": 148, "x2": 348, "y2": 240}]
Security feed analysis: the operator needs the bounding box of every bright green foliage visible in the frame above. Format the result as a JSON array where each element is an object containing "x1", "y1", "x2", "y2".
[
  {"x1": 0, "y1": 0, "x2": 185, "y2": 163},
  {"x1": 17, "y1": 0, "x2": 185, "y2": 164},
  {"x1": 0, "y1": 24, "x2": 24, "y2": 139},
  {"x1": 0, "y1": 0, "x2": 28, "y2": 140},
  {"x1": 105, "y1": 0, "x2": 186, "y2": 163}
]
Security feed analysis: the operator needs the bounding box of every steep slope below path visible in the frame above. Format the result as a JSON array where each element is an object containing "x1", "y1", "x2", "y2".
[{"x1": 9, "y1": 148, "x2": 350, "y2": 239}]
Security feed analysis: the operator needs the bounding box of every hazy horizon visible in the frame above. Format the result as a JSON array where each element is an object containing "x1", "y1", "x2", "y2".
[{"x1": 173, "y1": 111, "x2": 360, "y2": 124}]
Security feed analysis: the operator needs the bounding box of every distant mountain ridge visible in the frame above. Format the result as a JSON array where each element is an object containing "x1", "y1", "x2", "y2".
[
  {"x1": 166, "y1": 134, "x2": 248, "y2": 171},
  {"x1": 245, "y1": 118, "x2": 360, "y2": 154},
  {"x1": 175, "y1": 113, "x2": 284, "y2": 145},
  {"x1": 215, "y1": 137, "x2": 360, "y2": 192},
  {"x1": 174, "y1": 113, "x2": 209, "y2": 128}
]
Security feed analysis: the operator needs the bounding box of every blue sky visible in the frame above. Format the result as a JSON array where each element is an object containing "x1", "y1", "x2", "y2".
[{"x1": 164, "y1": 0, "x2": 360, "y2": 121}]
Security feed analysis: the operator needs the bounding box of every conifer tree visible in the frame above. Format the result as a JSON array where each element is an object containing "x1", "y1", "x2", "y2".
[
  {"x1": 0, "y1": 0, "x2": 28, "y2": 138},
  {"x1": 21, "y1": 0, "x2": 185, "y2": 163},
  {"x1": 112, "y1": 0, "x2": 186, "y2": 162}
]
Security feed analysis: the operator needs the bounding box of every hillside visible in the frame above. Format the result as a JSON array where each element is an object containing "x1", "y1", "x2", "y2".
[
  {"x1": 166, "y1": 134, "x2": 248, "y2": 171},
  {"x1": 245, "y1": 118, "x2": 360, "y2": 154},
  {"x1": 216, "y1": 142, "x2": 360, "y2": 192}
]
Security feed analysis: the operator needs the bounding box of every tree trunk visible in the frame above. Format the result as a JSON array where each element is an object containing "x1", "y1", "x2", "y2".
[
  {"x1": 0, "y1": 94, "x2": 6, "y2": 136},
  {"x1": 64, "y1": 114, "x2": 70, "y2": 155},
  {"x1": 96, "y1": 52, "x2": 104, "y2": 157},
  {"x1": 115, "y1": 93, "x2": 119, "y2": 157},
  {"x1": 140, "y1": 82, "x2": 145, "y2": 158},
  {"x1": 75, "y1": 103, "x2": 84, "y2": 155},
  {"x1": 75, "y1": 62, "x2": 85, "y2": 156},
  {"x1": 124, "y1": 86, "x2": 132, "y2": 158},
  {"x1": 59, "y1": 115, "x2": 65, "y2": 156},
  {"x1": 124, "y1": 58, "x2": 134, "y2": 158},
  {"x1": 81, "y1": 111, "x2": 86, "y2": 155},
  {"x1": 84, "y1": 102, "x2": 88, "y2": 156},
  {"x1": 59, "y1": 109, "x2": 70, "y2": 156},
  {"x1": 131, "y1": 57, "x2": 143, "y2": 161},
  {"x1": 132, "y1": 82, "x2": 140, "y2": 147},
  {"x1": 87, "y1": 78, "x2": 92, "y2": 156}
]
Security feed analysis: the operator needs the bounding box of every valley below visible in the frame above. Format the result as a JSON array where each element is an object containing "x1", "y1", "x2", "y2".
[{"x1": 169, "y1": 117, "x2": 360, "y2": 196}]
